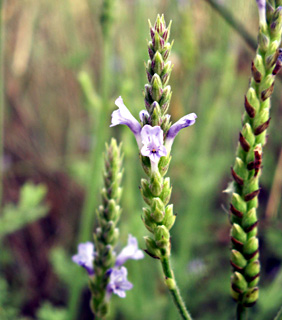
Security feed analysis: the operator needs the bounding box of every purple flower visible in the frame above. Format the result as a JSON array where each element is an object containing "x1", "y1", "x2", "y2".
[
  {"x1": 107, "y1": 266, "x2": 133, "y2": 298},
  {"x1": 72, "y1": 242, "x2": 95, "y2": 275},
  {"x1": 115, "y1": 234, "x2": 144, "y2": 267},
  {"x1": 165, "y1": 113, "x2": 197, "y2": 153},
  {"x1": 140, "y1": 125, "x2": 167, "y2": 172},
  {"x1": 256, "y1": 0, "x2": 266, "y2": 25},
  {"x1": 110, "y1": 96, "x2": 142, "y2": 148}
]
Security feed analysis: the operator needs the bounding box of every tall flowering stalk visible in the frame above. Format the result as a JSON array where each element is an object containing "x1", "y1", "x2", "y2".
[
  {"x1": 111, "y1": 15, "x2": 197, "y2": 320},
  {"x1": 72, "y1": 139, "x2": 144, "y2": 319},
  {"x1": 228, "y1": 1, "x2": 282, "y2": 318}
]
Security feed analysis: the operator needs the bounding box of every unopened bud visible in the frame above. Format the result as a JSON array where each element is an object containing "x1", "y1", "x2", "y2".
[
  {"x1": 155, "y1": 225, "x2": 170, "y2": 248},
  {"x1": 231, "y1": 272, "x2": 248, "y2": 293}
]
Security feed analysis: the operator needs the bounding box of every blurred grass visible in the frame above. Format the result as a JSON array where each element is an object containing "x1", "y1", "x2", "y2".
[{"x1": 1, "y1": 0, "x2": 282, "y2": 319}]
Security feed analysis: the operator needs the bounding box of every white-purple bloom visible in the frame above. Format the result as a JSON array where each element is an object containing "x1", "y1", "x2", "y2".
[
  {"x1": 72, "y1": 242, "x2": 95, "y2": 275},
  {"x1": 110, "y1": 96, "x2": 142, "y2": 148},
  {"x1": 141, "y1": 125, "x2": 167, "y2": 172},
  {"x1": 256, "y1": 0, "x2": 266, "y2": 25},
  {"x1": 107, "y1": 266, "x2": 133, "y2": 298},
  {"x1": 115, "y1": 234, "x2": 144, "y2": 267},
  {"x1": 165, "y1": 113, "x2": 197, "y2": 153}
]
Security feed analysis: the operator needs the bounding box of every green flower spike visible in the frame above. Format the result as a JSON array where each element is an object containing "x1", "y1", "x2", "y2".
[{"x1": 228, "y1": 1, "x2": 282, "y2": 317}]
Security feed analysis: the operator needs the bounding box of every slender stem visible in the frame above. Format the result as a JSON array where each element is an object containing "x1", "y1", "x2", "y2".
[
  {"x1": 236, "y1": 304, "x2": 248, "y2": 320},
  {"x1": 274, "y1": 305, "x2": 282, "y2": 320},
  {"x1": 204, "y1": 0, "x2": 257, "y2": 50},
  {"x1": 160, "y1": 256, "x2": 193, "y2": 320},
  {"x1": 0, "y1": 0, "x2": 5, "y2": 209}
]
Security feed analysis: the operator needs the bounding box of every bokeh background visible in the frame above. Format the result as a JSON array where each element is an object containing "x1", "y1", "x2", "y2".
[{"x1": 1, "y1": 0, "x2": 282, "y2": 319}]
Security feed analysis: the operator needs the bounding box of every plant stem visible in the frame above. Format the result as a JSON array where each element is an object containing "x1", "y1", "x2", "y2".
[
  {"x1": 204, "y1": 0, "x2": 257, "y2": 50},
  {"x1": 274, "y1": 305, "x2": 282, "y2": 320},
  {"x1": 236, "y1": 304, "x2": 248, "y2": 320},
  {"x1": 161, "y1": 256, "x2": 193, "y2": 320},
  {"x1": 0, "y1": 0, "x2": 5, "y2": 209}
]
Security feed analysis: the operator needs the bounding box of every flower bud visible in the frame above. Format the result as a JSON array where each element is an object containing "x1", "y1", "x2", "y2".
[
  {"x1": 160, "y1": 177, "x2": 172, "y2": 205},
  {"x1": 242, "y1": 123, "x2": 255, "y2": 147},
  {"x1": 152, "y1": 31, "x2": 164, "y2": 51},
  {"x1": 162, "y1": 204, "x2": 176, "y2": 230},
  {"x1": 243, "y1": 176, "x2": 259, "y2": 197},
  {"x1": 150, "y1": 75, "x2": 163, "y2": 102},
  {"x1": 242, "y1": 208, "x2": 258, "y2": 232},
  {"x1": 231, "y1": 193, "x2": 247, "y2": 216},
  {"x1": 231, "y1": 224, "x2": 247, "y2": 246},
  {"x1": 150, "y1": 170, "x2": 162, "y2": 196},
  {"x1": 144, "y1": 236, "x2": 161, "y2": 259},
  {"x1": 152, "y1": 51, "x2": 164, "y2": 75},
  {"x1": 252, "y1": 55, "x2": 265, "y2": 82},
  {"x1": 142, "y1": 208, "x2": 157, "y2": 233},
  {"x1": 243, "y1": 237, "x2": 259, "y2": 259},
  {"x1": 231, "y1": 250, "x2": 247, "y2": 270},
  {"x1": 231, "y1": 272, "x2": 248, "y2": 293},
  {"x1": 270, "y1": 7, "x2": 282, "y2": 39},
  {"x1": 151, "y1": 197, "x2": 165, "y2": 222},
  {"x1": 159, "y1": 85, "x2": 172, "y2": 106},
  {"x1": 140, "y1": 178, "x2": 153, "y2": 205},
  {"x1": 242, "y1": 287, "x2": 259, "y2": 307},
  {"x1": 155, "y1": 225, "x2": 170, "y2": 248},
  {"x1": 245, "y1": 260, "x2": 260, "y2": 280}
]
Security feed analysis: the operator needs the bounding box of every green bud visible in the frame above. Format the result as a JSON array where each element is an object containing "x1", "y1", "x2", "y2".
[
  {"x1": 162, "y1": 43, "x2": 172, "y2": 61},
  {"x1": 142, "y1": 207, "x2": 157, "y2": 233},
  {"x1": 252, "y1": 55, "x2": 265, "y2": 82},
  {"x1": 162, "y1": 204, "x2": 176, "y2": 230},
  {"x1": 242, "y1": 123, "x2": 255, "y2": 147},
  {"x1": 163, "y1": 20, "x2": 172, "y2": 42},
  {"x1": 158, "y1": 154, "x2": 171, "y2": 176},
  {"x1": 164, "y1": 277, "x2": 176, "y2": 290},
  {"x1": 152, "y1": 51, "x2": 164, "y2": 75},
  {"x1": 159, "y1": 85, "x2": 172, "y2": 108},
  {"x1": 155, "y1": 225, "x2": 170, "y2": 248},
  {"x1": 161, "y1": 114, "x2": 171, "y2": 132},
  {"x1": 243, "y1": 176, "x2": 259, "y2": 197},
  {"x1": 162, "y1": 61, "x2": 172, "y2": 78},
  {"x1": 141, "y1": 154, "x2": 151, "y2": 176},
  {"x1": 231, "y1": 193, "x2": 247, "y2": 215},
  {"x1": 261, "y1": 75, "x2": 275, "y2": 101},
  {"x1": 144, "y1": 84, "x2": 152, "y2": 102},
  {"x1": 150, "y1": 170, "x2": 163, "y2": 196},
  {"x1": 246, "y1": 88, "x2": 260, "y2": 113},
  {"x1": 151, "y1": 197, "x2": 165, "y2": 222},
  {"x1": 154, "y1": 14, "x2": 165, "y2": 35},
  {"x1": 140, "y1": 178, "x2": 153, "y2": 205},
  {"x1": 160, "y1": 177, "x2": 172, "y2": 205},
  {"x1": 243, "y1": 237, "x2": 259, "y2": 258},
  {"x1": 231, "y1": 224, "x2": 247, "y2": 245},
  {"x1": 270, "y1": 7, "x2": 282, "y2": 39},
  {"x1": 151, "y1": 74, "x2": 163, "y2": 102},
  {"x1": 253, "y1": 109, "x2": 270, "y2": 133},
  {"x1": 245, "y1": 260, "x2": 260, "y2": 279},
  {"x1": 106, "y1": 199, "x2": 121, "y2": 222},
  {"x1": 233, "y1": 157, "x2": 247, "y2": 181},
  {"x1": 258, "y1": 33, "x2": 270, "y2": 52},
  {"x1": 231, "y1": 250, "x2": 247, "y2": 270},
  {"x1": 242, "y1": 208, "x2": 258, "y2": 231},
  {"x1": 153, "y1": 31, "x2": 164, "y2": 51},
  {"x1": 266, "y1": 2, "x2": 275, "y2": 24},
  {"x1": 242, "y1": 287, "x2": 259, "y2": 307},
  {"x1": 230, "y1": 287, "x2": 240, "y2": 301},
  {"x1": 231, "y1": 272, "x2": 248, "y2": 293},
  {"x1": 144, "y1": 236, "x2": 161, "y2": 259},
  {"x1": 150, "y1": 101, "x2": 162, "y2": 126}
]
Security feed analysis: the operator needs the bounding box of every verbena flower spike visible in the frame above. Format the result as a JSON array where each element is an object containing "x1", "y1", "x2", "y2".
[
  {"x1": 111, "y1": 15, "x2": 196, "y2": 320},
  {"x1": 227, "y1": 1, "x2": 282, "y2": 318},
  {"x1": 72, "y1": 139, "x2": 144, "y2": 319}
]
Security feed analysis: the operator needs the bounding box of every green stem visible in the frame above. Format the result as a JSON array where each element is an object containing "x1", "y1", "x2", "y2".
[
  {"x1": 236, "y1": 304, "x2": 248, "y2": 320},
  {"x1": 274, "y1": 305, "x2": 282, "y2": 320},
  {"x1": 67, "y1": 31, "x2": 111, "y2": 320},
  {"x1": 0, "y1": 0, "x2": 5, "y2": 209},
  {"x1": 204, "y1": 0, "x2": 257, "y2": 50},
  {"x1": 161, "y1": 256, "x2": 193, "y2": 320}
]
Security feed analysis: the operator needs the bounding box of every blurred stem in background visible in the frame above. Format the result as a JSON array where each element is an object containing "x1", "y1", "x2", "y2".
[
  {"x1": 0, "y1": 0, "x2": 5, "y2": 209},
  {"x1": 67, "y1": 1, "x2": 115, "y2": 319},
  {"x1": 204, "y1": 0, "x2": 257, "y2": 50}
]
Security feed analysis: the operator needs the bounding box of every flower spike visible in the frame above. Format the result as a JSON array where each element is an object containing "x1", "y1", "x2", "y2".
[
  {"x1": 165, "y1": 113, "x2": 197, "y2": 153},
  {"x1": 110, "y1": 97, "x2": 142, "y2": 148},
  {"x1": 115, "y1": 234, "x2": 144, "y2": 267}
]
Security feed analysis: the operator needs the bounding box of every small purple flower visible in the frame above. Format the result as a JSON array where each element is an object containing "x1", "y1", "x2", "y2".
[
  {"x1": 141, "y1": 125, "x2": 167, "y2": 171},
  {"x1": 107, "y1": 266, "x2": 133, "y2": 298},
  {"x1": 110, "y1": 96, "x2": 142, "y2": 148},
  {"x1": 256, "y1": 0, "x2": 266, "y2": 25},
  {"x1": 115, "y1": 234, "x2": 144, "y2": 267},
  {"x1": 72, "y1": 242, "x2": 95, "y2": 275},
  {"x1": 165, "y1": 113, "x2": 197, "y2": 153}
]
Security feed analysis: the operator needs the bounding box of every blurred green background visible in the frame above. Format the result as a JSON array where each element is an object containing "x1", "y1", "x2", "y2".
[{"x1": 1, "y1": 0, "x2": 282, "y2": 319}]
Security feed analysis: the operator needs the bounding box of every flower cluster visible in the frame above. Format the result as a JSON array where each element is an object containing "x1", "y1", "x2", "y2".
[
  {"x1": 72, "y1": 234, "x2": 144, "y2": 298},
  {"x1": 111, "y1": 96, "x2": 197, "y2": 168}
]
